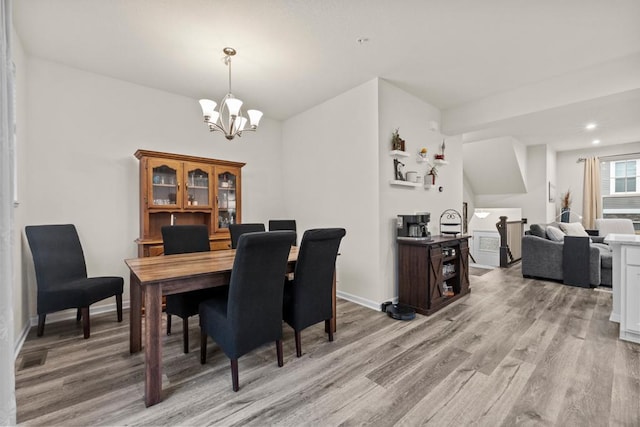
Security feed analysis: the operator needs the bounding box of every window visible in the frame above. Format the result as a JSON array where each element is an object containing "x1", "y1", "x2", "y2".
[
  {"x1": 601, "y1": 157, "x2": 640, "y2": 232},
  {"x1": 610, "y1": 159, "x2": 639, "y2": 194}
]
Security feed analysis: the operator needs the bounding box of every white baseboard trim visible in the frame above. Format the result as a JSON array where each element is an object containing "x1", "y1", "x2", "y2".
[
  {"x1": 470, "y1": 263, "x2": 496, "y2": 270},
  {"x1": 14, "y1": 301, "x2": 131, "y2": 360},
  {"x1": 337, "y1": 290, "x2": 396, "y2": 312},
  {"x1": 14, "y1": 321, "x2": 31, "y2": 361}
]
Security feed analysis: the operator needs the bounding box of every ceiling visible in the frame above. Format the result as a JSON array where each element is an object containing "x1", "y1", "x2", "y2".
[{"x1": 12, "y1": 0, "x2": 640, "y2": 151}]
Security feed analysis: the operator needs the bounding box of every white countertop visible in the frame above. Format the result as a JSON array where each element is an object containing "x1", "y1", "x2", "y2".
[{"x1": 604, "y1": 233, "x2": 640, "y2": 245}]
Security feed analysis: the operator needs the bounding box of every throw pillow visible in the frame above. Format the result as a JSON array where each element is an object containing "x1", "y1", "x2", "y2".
[
  {"x1": 559, "y1": 222, "x2": 589, "y2": 237},
  {"x1": 528, "y1": 224, "x2": 547, "y2": 238},
  {"x1": 546, "y1": 225, "x2": 565, "y2": 242}
]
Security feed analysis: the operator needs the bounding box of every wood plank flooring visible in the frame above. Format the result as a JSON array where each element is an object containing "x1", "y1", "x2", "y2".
[{"x1": 15, "y1": 264, "x2": 640, "y2": 426}]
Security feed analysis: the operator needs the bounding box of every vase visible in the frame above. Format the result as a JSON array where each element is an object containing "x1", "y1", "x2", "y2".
[{"x1": 561, "y1": 208, "x2": 570, "y2": 223}]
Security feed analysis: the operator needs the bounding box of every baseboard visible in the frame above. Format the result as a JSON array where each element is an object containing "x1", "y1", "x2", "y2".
[
  {"x1": 470, "y1": 263, "x2": 495, "y2": 270},
  {"x1": 14, "y1": 321, "x2": 31, "y2": 361},
  {"x1": 337, "y1": 290, "x2": 396, "y2": 311}
]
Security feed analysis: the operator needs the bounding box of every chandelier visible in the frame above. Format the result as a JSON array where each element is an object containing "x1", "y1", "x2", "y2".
[{"x1": 199, "y1": 47, "x2": 263, "y2": 140}]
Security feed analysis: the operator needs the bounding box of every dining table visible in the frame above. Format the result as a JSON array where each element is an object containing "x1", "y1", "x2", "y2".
[{"x1": 125, "y1": 246, "x2": 337, "y2": 407}]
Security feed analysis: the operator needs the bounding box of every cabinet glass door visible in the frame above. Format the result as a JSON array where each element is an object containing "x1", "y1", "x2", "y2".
[
  {"x1": 149, "y1": 159, "x2": 180, "y2": 208},
  {"x1": 184, "y1": 163, "x2": 210, "y2": 208},
  {"x1": 216, "y1": 170, "x2": 238, "y2": 230}
]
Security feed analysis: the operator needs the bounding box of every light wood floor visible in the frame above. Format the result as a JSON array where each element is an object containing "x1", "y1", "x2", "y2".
[{"x1": 15, "y1": 264, "x2": 640, "y2": 426}]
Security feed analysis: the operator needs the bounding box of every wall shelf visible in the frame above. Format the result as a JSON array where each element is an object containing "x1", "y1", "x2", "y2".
[
  {"x1": 389, "y1": 180, "x2": 421, "y2": 187},
  {"x1": 389, "y1": 150, "x2": 410, "y2": 158}
]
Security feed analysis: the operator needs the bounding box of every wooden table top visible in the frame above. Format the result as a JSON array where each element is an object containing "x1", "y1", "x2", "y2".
[{"x1": 125, "y1": 246, "x2": 299, "y2": 284}]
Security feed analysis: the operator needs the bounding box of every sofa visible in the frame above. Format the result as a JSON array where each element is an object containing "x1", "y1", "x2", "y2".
[{"x1": 521, "y1": 222, "x2": 612, "y2": 287}]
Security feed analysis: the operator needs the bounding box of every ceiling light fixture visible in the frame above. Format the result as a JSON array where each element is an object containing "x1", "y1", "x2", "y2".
[
  {"x1": 592, "y1": 139, "x2": 601, "y2": 144},
  {"x1": 199, "y1": 47, "x2": 262, "y2": 140},
  {"x1": 585, "y1": 123, "x2": 597, "y2": 131},
  {"x1": 474, "y1": 209, "x2": 490, "y2": 219}
]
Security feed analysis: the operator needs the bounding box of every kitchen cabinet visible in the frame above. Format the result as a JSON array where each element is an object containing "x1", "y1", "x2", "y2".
[{"x1": 135, "y1": 149, "x2": 244, "y2": 256}]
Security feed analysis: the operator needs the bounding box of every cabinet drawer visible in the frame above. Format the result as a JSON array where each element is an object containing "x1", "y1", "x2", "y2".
[{"x1": 626, "y1": 247, "x2": 640, "y2": 265}]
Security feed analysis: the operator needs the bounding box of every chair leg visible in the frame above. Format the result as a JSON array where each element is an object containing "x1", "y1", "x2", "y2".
[
  {"x1": 116, "y1": 294, "x2": 123, "y2": 322},
  {"x1": 182, "y1": 317, "x2": 189, "y2": 354},
  {"x1": 326, "y1": 319, "x2": 334, "y2": 342},
  {"x1": 294, "y1": 330, "x2": 302, "y2": 357},
  {"x1": 276, "y1": 340, "x2": 284, "y2": 367},
  {"x1": 37, "y1": 314, "x2": 46, "y2": 337},
  {"x1": 200, "y1": 328, "x2": 207, "y2": 364},
  {"x1": 167, "y1": 314, "x2": 172, "y2": 335},
  {"x1": 81, "y1": 307, "x2": 90, "y2": 339},
  {"x1": 76, "y1": 308, "x2": 82, "y2": 322},
  {"x1": 230, "y1": 359, "x2": 239, "y2": 392}
]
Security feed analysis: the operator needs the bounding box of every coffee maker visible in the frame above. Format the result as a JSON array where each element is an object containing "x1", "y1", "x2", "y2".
[{"x1": 396, "y1": 213, "x2": 431, "y2": 239}]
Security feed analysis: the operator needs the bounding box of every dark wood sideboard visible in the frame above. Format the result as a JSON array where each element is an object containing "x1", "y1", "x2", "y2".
[{"x1": 398, "y1": 235, "x2": 470, "y2": 315}]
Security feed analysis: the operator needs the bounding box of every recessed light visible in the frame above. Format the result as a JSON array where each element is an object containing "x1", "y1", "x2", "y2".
[
  {"x1": 592, "y1": 139, "x2": 601, "y2": 144},
  {"x1": 585, "y1": 123, "x2": 597, "y2": 131},
  {"x1": 356, "y1": 37, "x2": 369, "y2": 44}
]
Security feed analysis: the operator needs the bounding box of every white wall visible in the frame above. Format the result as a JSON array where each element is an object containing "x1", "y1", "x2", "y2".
[
  {"x1": 282, "y1": 79, "x2": 380, "y2": 307},
  {"x1": 556, "y1": 140, "x2": 640, "y2": 219},
  {"x1": 20, "y1": 58, "x2": 285, "y2": 324},
  {"x1": 12, "y1": 27, "x2": 29, "y2": 344},
  {"x1": 474, "y1": 144, "x2": 553, "y2": 226},
  {"x1": 282, "y1": 78, "x2": 463, "y2": 308},
  {"x1": 378, "y1": 79, "x2": 462, "y2": 303}
]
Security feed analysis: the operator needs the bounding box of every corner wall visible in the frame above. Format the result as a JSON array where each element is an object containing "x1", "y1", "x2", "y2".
[
  {"x1": 378, "y1": 80, "x2": 462, "y2": 303},
  {"x1": 474, "y1": 144, "x2": 554, "y2": 225},
  {"x1": 282, "y1": 79, "x2": 380, "y2": 307}
]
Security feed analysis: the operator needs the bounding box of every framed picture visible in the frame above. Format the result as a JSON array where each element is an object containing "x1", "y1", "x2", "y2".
[{"x1": 548, "y1": 182, "x2": 555, "y2": 202}]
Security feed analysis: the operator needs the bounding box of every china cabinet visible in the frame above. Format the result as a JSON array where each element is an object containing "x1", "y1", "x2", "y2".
[{"x1": 135, "y1": 150, "x2": 244, "y2": 256}]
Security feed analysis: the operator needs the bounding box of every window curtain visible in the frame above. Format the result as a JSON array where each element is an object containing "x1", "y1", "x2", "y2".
[
  {"x1": 582, "y1": 157, "x2": 602, "y2": 229},
  {"x1": 0, "y1": 0, "x2": 17, "y2": 425}
]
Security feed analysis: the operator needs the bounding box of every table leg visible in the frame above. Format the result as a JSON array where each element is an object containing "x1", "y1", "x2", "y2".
[
  {"x1": 326, "y1": 269, "x2": 337, "y2": 334},
  {"x1": 144, "y1": 284, "x2": 163, "y2": 407},
  {"x1": 129, "y1": 272, "x2": 142, "y2": 353}
]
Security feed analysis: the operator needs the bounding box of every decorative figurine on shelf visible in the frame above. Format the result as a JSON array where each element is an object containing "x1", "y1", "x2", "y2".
[
  {"x1": 428, "y1": 166, "x2": 438, "y2": 185},
  {"x1": 394, "y1": 158, "x2": 405, "y2": 181},
  {"x1": 391, "y1": 128, "x2": 406, "y2": 151},
  {"x1": 419, "y1": 147, "x2": 428, "y2": 158},
  {"x1": 435, "y1": 139, "x2": 446, "y2": 160}
]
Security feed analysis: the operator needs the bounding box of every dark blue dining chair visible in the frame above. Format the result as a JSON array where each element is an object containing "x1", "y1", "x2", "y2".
[
  {"x1": 199, "y1": 231, "x2": 295, "y2": 391},
  {"x1": 25, "y1": 224, "x2": 124, "y2": 339},
  {"x1": 269, "y1": 219, "x2": 297, "y2": 245},
  {"x1": 283, "y1": 228, "x2": 345, "y2": 357},
  {"x1": 162, "y1": 224, "x2": 222, "y2": 353},
  {"x1": 228, "y1": 223, "x2": 265, "y2": 249}
]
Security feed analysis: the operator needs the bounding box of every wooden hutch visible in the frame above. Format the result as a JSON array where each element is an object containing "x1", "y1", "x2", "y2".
[
  {"x1": 135, "y1": 149, "x2": 244, "y2": 257},
  {"x1": 397, "y1": 235, "x2": 470, "y2": 315}
]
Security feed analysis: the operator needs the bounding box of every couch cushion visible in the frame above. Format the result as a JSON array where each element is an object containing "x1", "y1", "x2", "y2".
[
  {"x1": 529, "y1": 224, "x2": 547, "y2": 238},
  {"x1": 546, "y1": 225, "x2": 565, "y2": 242},
  {"x1": 559, "y1": 222, "x2": 589, "y2": 237}
]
